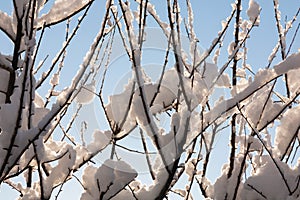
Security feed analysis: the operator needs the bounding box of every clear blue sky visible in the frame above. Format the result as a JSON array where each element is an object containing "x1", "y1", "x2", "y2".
[{"x1": 0, "y1": 0, "x2": 299, "y2": 199}]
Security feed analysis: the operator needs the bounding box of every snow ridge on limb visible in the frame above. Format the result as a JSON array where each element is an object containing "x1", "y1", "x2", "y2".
[
  {"x1": 37, "y1": 0, "x2": 94, "y2": 29},
  {"x1": 0, "y1": 11, "x2": 15, "y2": 41}
]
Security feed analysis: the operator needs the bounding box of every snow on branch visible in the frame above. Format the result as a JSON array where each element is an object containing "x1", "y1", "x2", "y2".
[
  {"x1": 0, "y1": 0, "x2": 299, "y2": 199},
  {"x1": 0, "y1": 11, "x2": 15, "y2": 41},
  {"x1": 81, "y1": 159, "x2": 137, "y2": 200},
  {"x1": 200, "y1": 52, "x2": 300, "y2": 142},
  {"x1": 247, "y1": 0, "x2": 260, "y2": 26},
  {"x1": 37, "y1": 0, "x2": 94, "y2": 28}
]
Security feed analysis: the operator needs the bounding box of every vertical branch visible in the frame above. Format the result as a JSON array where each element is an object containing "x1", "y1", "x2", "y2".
[
  {"x1": 167, "y1": 0, "x2": 191, "y2": 111},
  {"x1": 273, "y1": 0, "x2": 290, "y2": 98},
  {"x1": 119, "y1": 0, "x2": 171, "y2": 174},
  {"x1": 11, "y1": 0, "x2": 24, "y2": 71},
  {"x1": 26, "y1": 165, "x2": 33, "y2": 188},
  {"x1": 232, "y1": 139, "x2": 251, "y2": 200},
  {"x1": 140, "y1": 128, "x2": 155, "y2": 180},
  {"x1": 273, "y1": 0, "x2": 286, "y2": 60},
  {"x1": 185, "y1": 146, "x2": 202, "y2": 200},
  {"x1": 0, "y1": 0, "x2": 36, "y2": 179},
  {"x1": 33, "y1": 142, "x2": 45, "y2": 199},
  {"x1": 6, "y1": 1, "x2": 25, "y2": 103},
  {"x1": 138, "y1": 0, "x2": 148, "y2": 49},
  {"x1": 227, "y1": 0, "x2": 241, "y2": 181},
  {"x1": 28, "y1": 0, "x2": 37, "y2": 131},
  {"x1": 266, "y1": 6, "x2": 298, "y2": 69}
]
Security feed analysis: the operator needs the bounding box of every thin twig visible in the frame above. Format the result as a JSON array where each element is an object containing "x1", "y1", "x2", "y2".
[
  {"x1": 36, "y1": 3, "x2": 93, "y2": 88},
  {"x1": 140, "y1": 128, "x2": 156, "y2": 180}
]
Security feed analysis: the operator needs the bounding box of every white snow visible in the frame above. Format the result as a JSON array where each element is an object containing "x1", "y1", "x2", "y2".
[
  {"x1": 81, "y1": 159, "x2": 137, "y2": 200},
  {"x1": 287, "y1": 68, "x2": 300, "y2": 95},
  {"x1": 247, "y1": 0, "x2": 260, "y2": 25},
  {"x1": 274, "y1": 52, "x2": 300, "y2": 74},
  {"x1": 34, "y1": 92, "x2": 45, "y2": 107},
  {"x1": 37, "y1": 0, "x2": 91, "y2": 28},
  {"x1": 87, "y1": 130, "x2": 111, "y2": 153},
  {"x1": 274, "y1": 105, "x2": 300, "y2": 158},
  {"x1": 241, "y1": 156, "x2": 299, "y2": 199},
  {"x1": 134, "y1": 167, "x2": 169, "y2": 199},
  {"x1": 49, "y1": 73, "x2": 59, "y2": 86},
  {"x1": 43, "y1": 144, "x2": 76, "y2": 198},
  {"x1": 213, "y1": 154, "x2": 244, "y2": 199},
  {"x1": 0, "y1": 67, "x2": 10, "y2": 103},
  {"x1": 75, "y1": 81, "x2": 96, "y2": 105},
  {"x1": 0, "y1": 11, "x2": 15, "y2": 40},
  {"x1": 213, "y1": 48, "x2": 221, "y2": 64},
  {"x1": 105, "y1": 80, "x2": 136, "y2": 137}
]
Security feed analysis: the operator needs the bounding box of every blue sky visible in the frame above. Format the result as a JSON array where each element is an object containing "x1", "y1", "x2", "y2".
[{"x1": 0, "y1": 0, "x2": 299, "y2": 199}]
